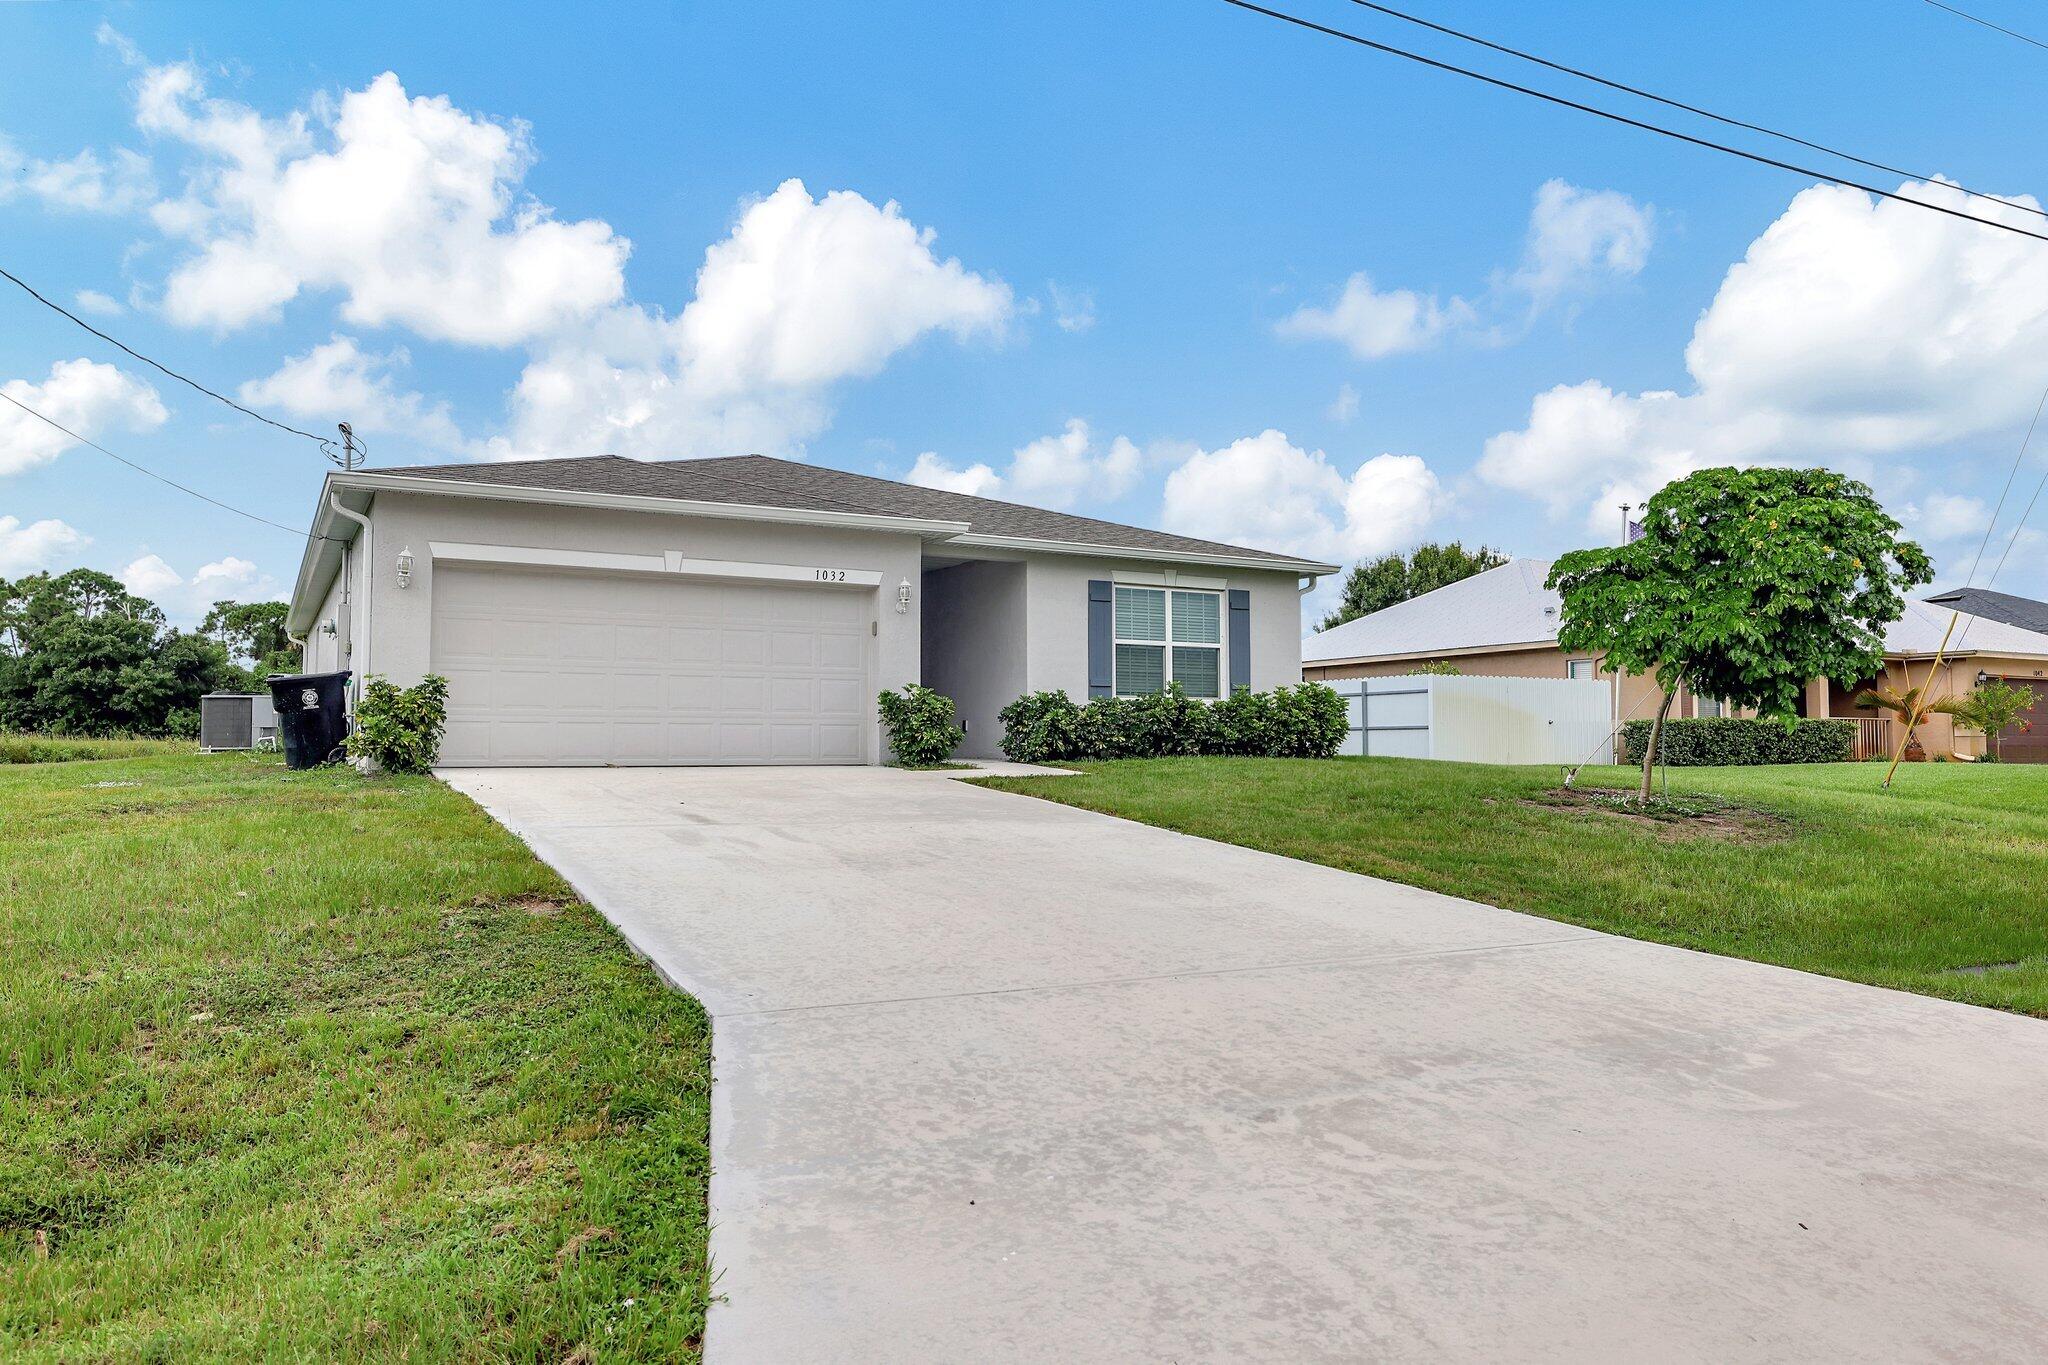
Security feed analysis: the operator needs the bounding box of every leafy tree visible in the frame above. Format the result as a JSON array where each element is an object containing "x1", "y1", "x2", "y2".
[
  {"x1": 1548, "y1": 467, "x2": 1931, "y2": 802},
  {"x1": 0, "y1": 569, "x2": 236, "y2": 736},
  {"x1": 1319, "y1": 541, "x2": 1508, "y2": 631},
  {"x1": 202, "y1": 598, "x2": 298, "y2": 678},
  {"x1": 1949, "y1": 678, "x2": 2037, "y2": 760}
]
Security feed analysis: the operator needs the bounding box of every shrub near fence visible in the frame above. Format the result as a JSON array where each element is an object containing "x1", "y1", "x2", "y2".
[
  {"x1": 997, "y1": 683, "x2": 1349, "y2": 763},
  {"x1": 1621, "y1": 716, "x2": 1855, "y2": 766}
]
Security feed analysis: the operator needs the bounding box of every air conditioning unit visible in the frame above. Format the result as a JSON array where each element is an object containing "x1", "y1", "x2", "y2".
[{"x1": 199, "y1": 692, "x2": 279, "y2": 752}]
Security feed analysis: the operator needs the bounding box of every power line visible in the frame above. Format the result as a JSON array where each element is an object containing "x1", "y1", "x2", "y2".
[
  {"x1": 1217, "y1": 0, "x2": 2048, "y2": 246},
  {"x1": 1922, "y1": 0, "x2": 2048, "y2": 53},
  {"x1": 1343, "y1": 0, "x2": 2046, "y2": 221},
  {"x1": 1951, "y1": 378, "x2": 2048, "y2": 651},
  {"x1": 0, "y1": 264, "x2": 337, "y2": 456},
  {"x1": 0, "y1": 388, "x2": 323, "y2": 541}
]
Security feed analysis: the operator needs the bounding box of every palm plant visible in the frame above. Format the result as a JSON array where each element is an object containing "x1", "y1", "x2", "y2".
[{"x1": 1853, "y1": 683, "x2": 1962, "y2": 759}]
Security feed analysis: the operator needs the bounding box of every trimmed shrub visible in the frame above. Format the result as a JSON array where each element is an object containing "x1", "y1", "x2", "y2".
[
  {"x1": 995, "y1": 690, "x2": 1083, "y2": 764},
  {"x1": 876, "y1": 683, "x2": 965, "y2": 767},
  {"x1": 1621, "y1": 716, "x2": 1854, "y2": 767},
  {"x1": 998, "y1": 681, "x2": 1348, "y2": 762},
  {"x1": 345, "y1": 674, "x2": 450, "y2": 775}
]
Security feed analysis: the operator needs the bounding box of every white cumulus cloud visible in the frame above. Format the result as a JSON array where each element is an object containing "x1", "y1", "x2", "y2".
[
  {"x1": 906, "y1": 419, "x2": 1146, "y2": 510},
  {"x1": 139, "y1": 62, "x2": 628, "y2": 344},
  {"x1": 0, "y1": 359, "x2": 168, "y2": 477},
  {"x1": 1282, "y1": 180, "x2": 1653, "y2": 362},
  {"x1": 0, "y1": 135, "x2": 155, "y2": 213},
  {"x1": 1277, "y1": 273, "x2": 1472, "y2": 360},
  {"x1": 118, "y1": 551, "x2": 272, "y2": 619},
  {"x1": 240, "y1": 335, "x2": 463, "y2": 448},
  {"x1": 907, "y1": 451, "x2": 1003, "y2": 498},
  {"x1": 1159, "y1": 429, "x2": 1442, "y2": 561},
  {"x1": 0, "y1": 515, "x2": 90, "y2": 576},
  {"x1": 1479, "y1": 179, "x2": 2048, "y2": 530},
  {"x1": 500, "y1": 179, "x2": 1011, "y2": 459},
  {"x1": 1508, "y1": 178, "x2": 1655, "y2": 306}
]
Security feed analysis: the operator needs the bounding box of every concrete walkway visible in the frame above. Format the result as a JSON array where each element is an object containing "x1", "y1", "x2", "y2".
[{"x1": 443, "y1": 766, "x2": 2048, "y2": 1363}]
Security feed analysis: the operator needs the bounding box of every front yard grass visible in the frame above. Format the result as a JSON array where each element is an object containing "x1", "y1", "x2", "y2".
[
  {"x1": 0, "y1": 750, "x2": 711, "y2": 1360},
  {"x1": 979, "y1": 758, "x2": 2048, "y2": 1017}
]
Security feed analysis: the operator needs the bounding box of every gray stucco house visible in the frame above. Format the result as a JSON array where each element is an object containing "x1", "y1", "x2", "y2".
[{"x1": 287, "y1": 455, "x2": 1336, "y2": 765}]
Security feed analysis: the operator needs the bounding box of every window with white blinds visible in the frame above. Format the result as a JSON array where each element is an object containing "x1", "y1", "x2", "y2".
[{"x1": 1113, "y1": 586, "x2": 1224, "y2": 698}]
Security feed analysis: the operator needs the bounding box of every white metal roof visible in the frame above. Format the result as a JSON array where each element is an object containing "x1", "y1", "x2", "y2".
[
  {"x1": 1304, "y1": 559, "x2": 1563, "y2": 663},
  {"x1": 1303, "y1": 557, "x2": 2048, "y2": 664}
]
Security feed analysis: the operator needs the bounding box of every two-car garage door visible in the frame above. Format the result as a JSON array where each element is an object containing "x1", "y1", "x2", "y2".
[{"x1": 432, "y1": 564, "x2": 870, "y2": 766}]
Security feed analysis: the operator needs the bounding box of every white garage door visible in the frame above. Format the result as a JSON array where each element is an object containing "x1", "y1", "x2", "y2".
[{"x1": 432, "y1": 564, "x2": 871, "y2": 766}]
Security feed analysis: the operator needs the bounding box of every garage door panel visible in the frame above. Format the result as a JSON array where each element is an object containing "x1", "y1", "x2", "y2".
[
  {"x1": 432, "y1": 564, "x2": 872, "y2": 766},
  {"x1": 668, "y1": 627, "x2": 718, "y2": 665},
  {"x1": 818, "y1": 634, "x2": 864, "y2": 670},
  {"x1": 818, "y1": 677, "x2": 865, "y2": 714},
  {"x1": 612, "y1": 672, "x2": 663, "y2": 711}
]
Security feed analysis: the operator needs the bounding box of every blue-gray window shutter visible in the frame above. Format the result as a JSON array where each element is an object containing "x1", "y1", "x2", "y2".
[
  {"x1": 1088, "y1": 580, "x2": 1114, "y2": 697},
  {"x1": 1227, "y1": 588, "x2": 1251, "y2": 691}
]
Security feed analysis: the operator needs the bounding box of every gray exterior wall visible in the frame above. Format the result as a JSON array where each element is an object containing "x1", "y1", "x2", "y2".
[
  {"x1": 327, "y1": 490, "x2": 926, "y2": 763},
  {"x1": 921, "y1": 560, "x2": 1028, "y2": 759},
  {"x1": 302, "y1": 487, "x2": 1313, "y2": 764},
  {"x1": 1022, "y1": 556, "x2": 1305, "y2": 698},
  {"x1": 303, "y1": 547, "x2": 355, "y2": 678}
]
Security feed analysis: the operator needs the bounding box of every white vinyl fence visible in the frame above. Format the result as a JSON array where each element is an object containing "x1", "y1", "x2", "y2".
[{"x1": 1332, "y1": 674, "x2": 1615, "y2": 765}]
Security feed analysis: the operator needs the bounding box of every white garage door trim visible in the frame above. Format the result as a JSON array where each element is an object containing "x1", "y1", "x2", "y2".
[
  {"x1": 431, "y1": 562, "x2": 875, "y2": 768},
  {"x1": 429, "y1": 540, "x2": 887, "y2": 588}
]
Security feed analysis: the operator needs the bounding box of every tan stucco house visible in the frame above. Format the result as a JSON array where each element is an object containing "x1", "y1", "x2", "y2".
[
  {"x1": 1303, "y1": 559, "x2": 2048, "y2": 762},
  {"x1": 287, "y1": 454, "x2": 1336, "y2": 766}
]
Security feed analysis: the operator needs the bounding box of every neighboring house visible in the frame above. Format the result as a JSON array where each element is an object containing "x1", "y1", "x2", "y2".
[
  {"x1": 287, "y1": 455, "x2": 1336, "y2": 766},
  {"x1": 1302, "y1": 559, "x2": 2048, "y2": 762}
]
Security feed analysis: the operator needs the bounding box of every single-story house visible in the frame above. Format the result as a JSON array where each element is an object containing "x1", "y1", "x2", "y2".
[
  {"x1": 1302, "y1": 558, "x2": 2048, "y2": 762},
  {"x1": 287, "y1": 454, "x2": 1337, "y2": 766}
]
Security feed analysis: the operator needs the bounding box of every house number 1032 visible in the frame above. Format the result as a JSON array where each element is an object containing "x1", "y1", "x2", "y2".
[{"x1": 813, "y1": 568, "x2": 848, "y2": 582}]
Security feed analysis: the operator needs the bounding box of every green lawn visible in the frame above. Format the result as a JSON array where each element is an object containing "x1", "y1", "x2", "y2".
[
  {"x1": 0, "y1": 750, "x2": 711, "y2": 1361},
  {"x1": 980, "y1": 758, "x2": 2048, "y2": 1016},
  {"x1": 0, "y1": 734, "x2": 189, "y2": 764}
]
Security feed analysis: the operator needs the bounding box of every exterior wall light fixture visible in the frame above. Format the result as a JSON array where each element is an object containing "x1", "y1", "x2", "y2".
[
  {"x1": 396, "y1": 546, "x2": 415, "y2": 589},
  {"x1": 896, "y1": 578, "x2": 912, "y2": 614}
]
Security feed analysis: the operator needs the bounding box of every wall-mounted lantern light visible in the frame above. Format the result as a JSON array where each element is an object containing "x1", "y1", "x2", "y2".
[
  {"x1": 396, "y1": 546, "x2": 415, "y2": 589},
  {"x1": 319, "y1": 618, "x2": 338, "y2": 638},
  {"x1": 896, "y1": 578, "x2": 912, "y2": 614}
]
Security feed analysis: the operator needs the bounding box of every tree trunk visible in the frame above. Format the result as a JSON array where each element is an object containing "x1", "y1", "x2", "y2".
[{"x1": 1639, "y1": 688, "x2": 1678, "y2": 804}]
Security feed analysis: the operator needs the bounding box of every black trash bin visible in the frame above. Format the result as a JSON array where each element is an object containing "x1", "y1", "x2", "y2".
[{"x1": 267, "y1": 670, "x2": 351, "y2": 770}]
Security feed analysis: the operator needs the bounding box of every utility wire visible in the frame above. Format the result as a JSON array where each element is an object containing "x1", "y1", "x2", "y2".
[
  {"x1": 1922, "y1": 0, "x2": 2048, "y2": 53},
  {"x1": 1217, "y1": 0, "x2": 2048, "y2": 246},
  {"x1": 0, "y1": 389, "x2": 326, "y2": 541},
  {"x1": 1951, "y1": 378, "x2": 2048, "y2": 651},
  {"x1": 0, "y1": 264, "x2": 337, "y2": 455},
  {"x1": 1343, "y1": 0, "x2": 2046, "y2": 221}
]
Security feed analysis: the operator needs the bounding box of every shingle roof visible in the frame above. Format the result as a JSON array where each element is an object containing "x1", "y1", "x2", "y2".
[
  {"x1": 1304, "y1": 559, "x2": 1563, "y2": 661},
  {"x1": 1302, "y1": 556, "x2": 2048, "y2": 662},
  {"x1": 373, "y1": 454, "x2": 1326, "y2": 567},
  {"x1": 1923, "y1": 586, "x2": 2048, "y2": 636}
]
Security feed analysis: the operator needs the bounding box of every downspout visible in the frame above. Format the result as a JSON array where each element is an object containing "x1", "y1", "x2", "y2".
[{"x1": 329, "y1": 493, "x2": 372, "y2": 702}]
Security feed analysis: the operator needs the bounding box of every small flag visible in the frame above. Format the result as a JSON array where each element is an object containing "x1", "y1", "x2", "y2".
[{"x1": 1626, "y1": 518, "x2": 1645, "y2": 543}]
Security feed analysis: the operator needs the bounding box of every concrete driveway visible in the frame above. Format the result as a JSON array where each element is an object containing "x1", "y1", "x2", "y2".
[{"x1": 443, "y1": 766, "x2": 2048, "y2": 1363}]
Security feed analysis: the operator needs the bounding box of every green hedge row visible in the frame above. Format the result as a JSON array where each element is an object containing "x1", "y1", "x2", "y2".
[
  {"x1": 1621, "y1": 716, "x2": 1855, "y2": 766},
  {"x1": 997, "y1": 683, "x2": 1348, "y2": 763}
]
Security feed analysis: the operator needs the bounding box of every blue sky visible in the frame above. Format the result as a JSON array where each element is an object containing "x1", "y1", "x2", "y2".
[{"x1": 3, "y1": 0, "x2": 2046, "y2": 626}]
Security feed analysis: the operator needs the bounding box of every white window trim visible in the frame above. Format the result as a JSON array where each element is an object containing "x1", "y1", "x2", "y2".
[
  {"x1": 1566, "y1": 657, "x2": 1596, "y2": 681},
  {"x1": 1113, "y1": 585, "x2": 1226, "y2": 699}
]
